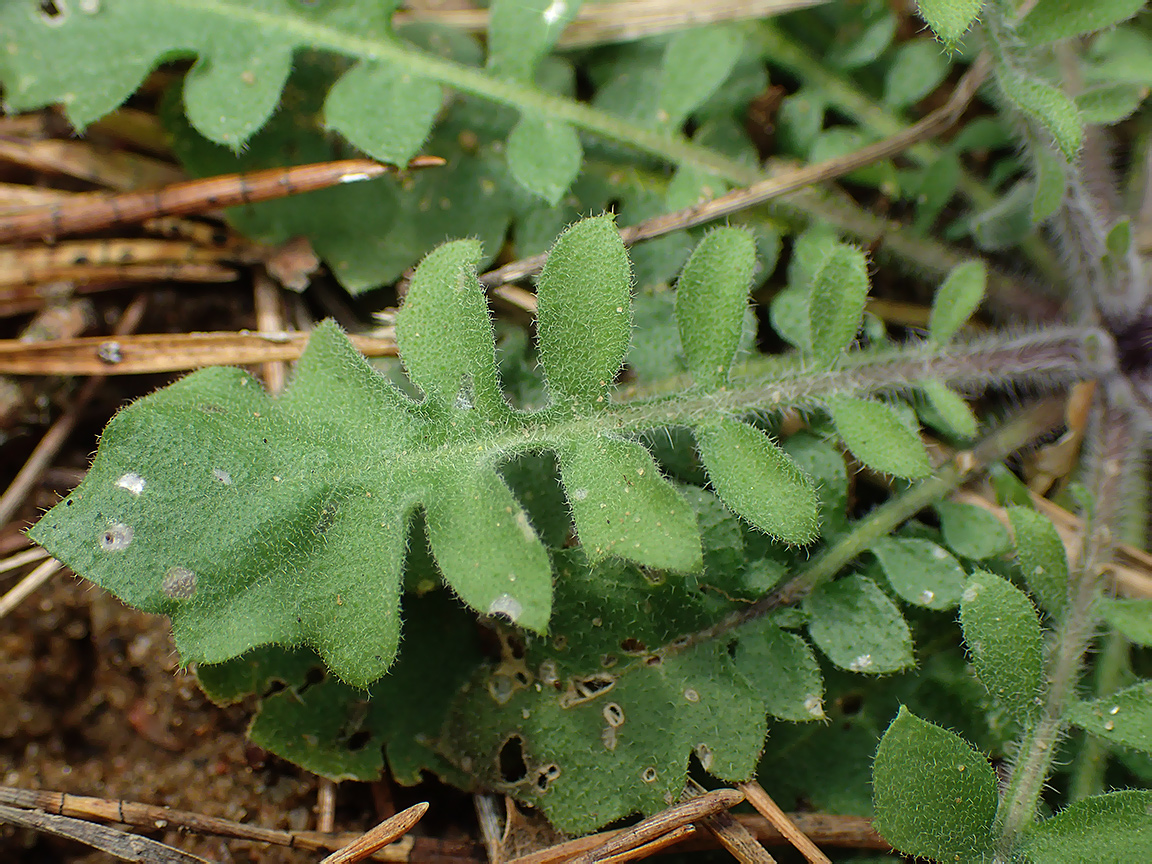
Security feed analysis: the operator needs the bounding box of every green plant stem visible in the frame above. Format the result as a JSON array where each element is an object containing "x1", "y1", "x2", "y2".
[
  {"x1": 680, "y1": 398, "x2": 1066, "y2": 650},
  {"x1": 1067, "y1": 631, "x2": 1128, "y2": 801},
  {"x1": 751, "y1": 22, "x2": 1066, "y2": 290},
  {"x1": 995, "y1": 408, "x2": 1135, "y2": 855}
]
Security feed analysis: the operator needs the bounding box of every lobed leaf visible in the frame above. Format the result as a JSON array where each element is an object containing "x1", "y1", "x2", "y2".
[
  {"x1": 805, "y1": 575, "x2": 914, "y2": 674},
  {"x1": 395, "y1": 240, "x2": 503, "y2": 411},
  {"x1": 197, "y1": 593, "x2": 480, "y2": 786},
  {"x1": 558, "y1": 435, "x2": 702, "y2": 572},
  {"x1": 871, "y1": 537, "x2": 967, "y2": 610},
  {"x1": 439, "y1": 551, "x2": 769, "y2": 833},
  {"x1": 959, "y1": 570, "x2": 1045, "y2": 725},
  {"x1": 675, "y1": 228, "x2": 757, "y2": 389},
  {"x1": 0, "y1": 1, "x2": 399, "y2": 147},
  {"x1": 507, "y1": 113, "x2": 583, "y2": 205},
  {"x1": 1023, "y1": 790, "x2": 1152, "y2": 863},
  {"x1": 536, "y1": 216, "x2": 633, "y2": 405},
  {"x1": 929, "y1": 260, "x2": 986, "y2": 343},
  {"x1": 1066, "y1": 681, "x2": 1152, "y2": 753},
  {"x1": 827, "y1": 396, "x2": 932, "y2": 479},
  {"x1": 695, "y1": 418, "x2": 820, "y2": 545},
  {"x1": 872, "y1": 707, "x2": 998, "y2": 862},
  {"x1": 807, "y1": 242, "x2": 871, "y2": 366},
  {"x1": 1007, "y1": 506, "x2": 1069, "y2": 617},
  {"x1": 29, "y1": 322, "x2": 416, "y2": 687},
  {"x1": 915, "y1": 0, "x2": 985, "y2": 47}
]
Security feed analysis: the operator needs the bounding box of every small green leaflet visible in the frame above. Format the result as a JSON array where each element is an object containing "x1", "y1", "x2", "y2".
[
  {"x1": 1099, "y1": 598, "x2": 1152, "y2": 645},
  {"x1": 1016, "y1": 0, "x2": 1147, "y2": 45},
  {"x1": 1007, "y1": 506, "x2": 1069, "y2": 617},
  {"x1": 805, "y1": 575, "x2": 914, "y2": 674},
  {"x1": 936, "y1": 500, "x2": 1011, "y2": 559},
  {"x1": 929, "y1": 260, "x2": 986, "y2": 343},
  {"x1": 675, "y1": 228, "x2": 757, "y2": 389},
  {"x1": 959, "y1": 571, "x2": 1044, "y2": 725},
  {"x1": 655, "y1": 26, "x2": 745, "y2": 130},
  {"x1": 1066, "y1": 681, "x2": 1152, "y2": 753},
  {"x1": 507, "y1": 114, "x2": 583, "y2": 205},
  {"x1": 536, "y1": 215, "x2": 632, "y2": 404},
  {"x1": 807, "y1": 242, "x2": 871, "y2": 366},
  {"x1": 915, "y1": 0, "x2": 985, "y2": 47},
  {"x1": 871, "y1": 537, "x2": 967, "y2": 610},
  {"x1": 1023, "y1": 791, "x2": 1152, "y2": 864},
  {"x1": 996, "y1": 67, "x2": 1083, "y2": 161},
  {"x1": 487, "y1": 0, "x2": 582, "y2": 82},
  {"x1": 827, "y1": 396, "x2": 931, "y2": 479},
  {"x1": 872, "y1": 707, "x2": 998, "y2": 862}
]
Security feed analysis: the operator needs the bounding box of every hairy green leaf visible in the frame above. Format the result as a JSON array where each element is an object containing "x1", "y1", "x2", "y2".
[
  {"x1": 1023, "y1": 790, "x2": 1152, "y2": 863},
  {"x1": 675, "y1": 228, "x2": 757, "y2": 388},
  {"x1": 1099, "y1": 598, "x2": 1152, "y2": 645},
  {"x1": 996, "y1": 67, "x2": 1084, "y2": 161},
  {"x1": 827, "y1": 396, "x2": 932, "y2": 479},
  {"x1": 0, "y1": 1, "x2": 399, "y2": 145},
  {"x1": 872, "y1": 707, "x2": 998, "y2": 862},
  {"x1": 915, "y1": 0, "x2": 985, "y2": 47},
  {"x1": 439, "y1": 551, "x2": 767, "y2": 834},
  {"x1": 1066, "y1": 682, "x2": 1152, "y2": 753},
  {"x1": 29, "y1": 323, "x2": 415, "y2": 687},
  {"x1": 871, "y1": 537, "x2": 967, "y2": 610},
  {"x1": 929, "y1": 260, "x2": 986, "y2": 343},
  {"x1": 488, "y1": 0, "x2": 581, "y2": 82},
  {"x1": 919, "y1": 380, "x2": 979, "y2": 439},
  {"x1": 960, "y1": 570, "x2": 1044, "y2": 725},
  {"x1": 936, "y1": 500, "x2": 1011, "y2": 560},
  {"x1": 507, "y1": 113, "x2": 582, "y2": 205},
  {"x1": 395, "y1": 240, "x2": 502, "y2": 411},
  {"x1": 425, "y1": 466, "x2": 553, "y2": 633},
  {"x1": 197, "y1": 593, "x2": 479, "y2": 786},
  {"x1": 695, "y1": 418, "x2": 820, "y2": 545},
  {"x1": 733, "y1": 621, "x2": 826, "y2": 721},
  {"x1": 536, "y1": 216, "x2": 633, "y2": 404},
  {"x1": 1007, "y1": 507, "x2": 1069, "y2": 617},
  {"x1": 1016, "y1": 0, "x2": 1146, "y2": 45},
  {"x1": 807, "y1": 242, "x2": 871, "y2": 366},
  {"x1": 884, "y1": 39, "x2": 952, "y2": 108},
  {"x1": 805, "y1": 575, "x2": 914, "y2": 674},
  {"x1": 558, "y1": 435, "x2": 702, "y2": 572},
  {"x1": 656, "y1": 26, "x2": 745, "y2": 130},
  {"x1": 324, "y1": 61, "x2": 442, "y2": 165},
  {"x1": 1075, "y1": 82, "x2": 1149, "y2": 124}
]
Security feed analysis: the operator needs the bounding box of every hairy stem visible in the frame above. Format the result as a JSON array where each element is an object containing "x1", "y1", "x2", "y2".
[
  {"x1": 611, "y1": 325, "x2": 1114, "y2": 429},
  {"x1": 681, "y1": 399, "x2": 1067, "y2": 649},
  {"x1": 995, "y1": 407, "x2": 1135, "y2": 854}
]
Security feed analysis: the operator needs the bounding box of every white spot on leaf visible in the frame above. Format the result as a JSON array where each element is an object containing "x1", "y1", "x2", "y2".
[
  {"x1": 918, "y1": 589, "x2": 935, "y2": 604},
  {"x1": 962, "y1": 583, "x2": 982, "y2": 603},
  {"x1": 99, "y1": 523, "x2": 133, "y2": 551},
  {"x1": 848, "y1": 653, "x2": 873, "y2": 672},
  {"x1": 488, "y1": 593, "x2": 522, "y2": 623},
  {"x1": 683, "y1": 688, "x2": 700, "y2": 703},
  {"x1": 161, "y1": 566, "x2": 197, "y2": 599},
  {"x1": 804, "y1": 695, "x2": 825, "y2": 718},
  {"x1": 572, "y1": 488, "x2": 589, "y2": 501},
  {"x1": 116, "y1": 473, "x2": 145, "y2": 495},
  {"x1": 212, "y1": 468, "x2": 232, "y2": 485}
]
